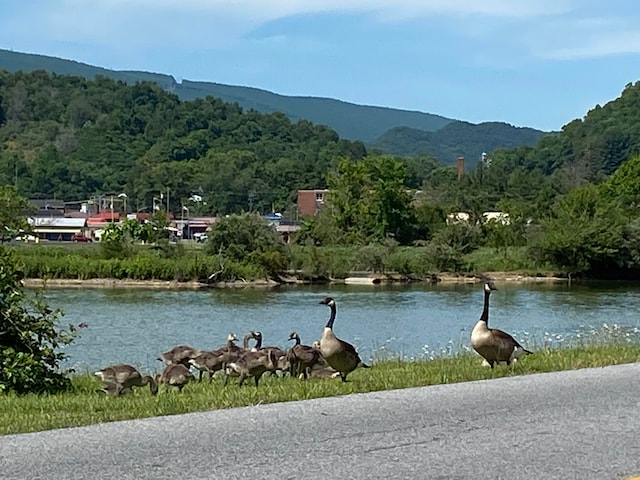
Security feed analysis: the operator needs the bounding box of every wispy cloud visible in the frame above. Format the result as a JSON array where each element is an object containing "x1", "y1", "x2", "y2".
[
  {"x1": 529, "y1": 17, "x2": 640, "y2": 60},
  {"x1": 4, "y1": 0, "x2": 574, "y2": 51}
]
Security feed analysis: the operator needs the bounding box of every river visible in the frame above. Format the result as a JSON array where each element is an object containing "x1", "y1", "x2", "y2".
[{"x1": 39, "y1": 281, "x2": 640, "y2": 373}]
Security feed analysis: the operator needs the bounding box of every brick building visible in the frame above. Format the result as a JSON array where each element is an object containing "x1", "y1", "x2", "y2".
[{"x1": 297, "y1": 189, "x2": 330, "y2": 217}]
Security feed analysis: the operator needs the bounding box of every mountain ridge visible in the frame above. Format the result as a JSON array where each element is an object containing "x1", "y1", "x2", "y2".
[
  {"x1": 0, "y1": 48, "x2": 454, "y2": 142},
  {"x1": 0, "y1": 48, "x2": 546, "y2": 166}
]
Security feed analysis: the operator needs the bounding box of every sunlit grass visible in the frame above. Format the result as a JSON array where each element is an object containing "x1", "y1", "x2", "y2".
[{"x1": 2, "y1": 325, "x2": 640, "y2": 436}]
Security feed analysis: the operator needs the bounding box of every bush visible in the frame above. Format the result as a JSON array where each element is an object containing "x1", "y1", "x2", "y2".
[
  {"x1": 206, "y1": 213, "x2": 289, "y2": 277},
  {"x1": 0, "y1": 248, "x2": 76, "y2": 394}
]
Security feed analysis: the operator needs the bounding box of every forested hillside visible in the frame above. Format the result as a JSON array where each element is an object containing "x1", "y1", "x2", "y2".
[
  {"x1": 369, "y1": 121, "x2": 544, "y2": 167},
  {"x1": 0, "y1": 49, "x2": 454, "y2": 142},
  {"x1": 470, "y1": 80, "x2": 640, "y2": 211},
  {"x1": 0, "y1": 69, "x2": 368, "y2": 215},
  {"x1": 2, "y1": 67, "x2": 640, "y2": 277}
]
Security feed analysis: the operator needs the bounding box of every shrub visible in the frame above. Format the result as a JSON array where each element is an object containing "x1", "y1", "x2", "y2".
[{"x1": 0, "y1": 248, "x2": 76, "y2": 394}]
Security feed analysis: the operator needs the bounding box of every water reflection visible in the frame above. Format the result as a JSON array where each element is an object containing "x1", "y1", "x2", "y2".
[{"x1": 41, "y1": 282, "x2": 640, "y2": 373}]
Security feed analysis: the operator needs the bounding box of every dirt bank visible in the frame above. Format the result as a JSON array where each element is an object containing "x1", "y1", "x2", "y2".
[{"x1": 22, "y1": 271, "x2": 567, "y2": 290}]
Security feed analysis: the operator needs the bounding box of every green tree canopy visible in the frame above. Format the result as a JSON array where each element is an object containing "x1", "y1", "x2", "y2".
[
  {"x1": 0, "y1": 249, "x2": 76, "y2": 393},
  {"x1": 0, "y1": 185, "x2": 33, "y2": 240}
]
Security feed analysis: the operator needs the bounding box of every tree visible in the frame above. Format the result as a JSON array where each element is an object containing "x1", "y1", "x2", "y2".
[
  {"x1": 205, "y1": 213, "x2": 288, "y2": 276},
  {"x1": 530, "y1": 184, "x2": 624, "y2": 276},
  {"x1": 324, "y1": 156, "x2": 417, "y2": 245},
  {"x1": 0, "y1": 249, "x2": 76, "y2": 393},
  {"x1": 0, "y1": 186, "x2": 33, "y2": 241}
]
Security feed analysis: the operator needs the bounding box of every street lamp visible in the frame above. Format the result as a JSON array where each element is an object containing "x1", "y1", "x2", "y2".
[{"x1": 181, "y1": 205, "x2": 189, "y2": 239}]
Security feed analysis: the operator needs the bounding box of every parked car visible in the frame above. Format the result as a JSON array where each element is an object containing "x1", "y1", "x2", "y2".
[
  {"x1": 14, "y1": 234, "x2": 37, "y2": 242},
  {"x1": 194, "y1": 232, "x2": 208, "y2": 243},
  {"x1": 71, "y1": 233, "x2": 92, "y2": 243}
]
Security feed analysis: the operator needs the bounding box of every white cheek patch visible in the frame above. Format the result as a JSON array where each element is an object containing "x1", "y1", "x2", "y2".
[{"x1": 328, "y1": 300, "x2": 335, "y2": 307}]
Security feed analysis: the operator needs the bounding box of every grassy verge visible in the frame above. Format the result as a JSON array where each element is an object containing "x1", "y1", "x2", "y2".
[{"x1": 1, "y1": 343, "x2": 639, "y2": 436}]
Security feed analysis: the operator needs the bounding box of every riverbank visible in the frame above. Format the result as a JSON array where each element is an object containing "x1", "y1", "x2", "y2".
[
  {"x1": 22, "y1": 271, "x2": 567, "y2": 289},
  {"x1": 0, "y1": 343, "x2": 636, "y2": 435}
]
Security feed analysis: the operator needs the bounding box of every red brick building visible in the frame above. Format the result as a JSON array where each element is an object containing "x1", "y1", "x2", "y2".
[{"x1": 297, "y1": 189, "x2": 330, "y2": 217}]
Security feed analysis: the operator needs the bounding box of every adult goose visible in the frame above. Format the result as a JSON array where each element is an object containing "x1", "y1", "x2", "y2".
[
  {"x1": 318, "y1": 297, "x2": 368, "y2": 382},
  {"x1": 470, "y1": 282, "x2": 532, "y2": 368},
  {"x1": 95, "y1": 364, "x2": 158, "y2": 396}
]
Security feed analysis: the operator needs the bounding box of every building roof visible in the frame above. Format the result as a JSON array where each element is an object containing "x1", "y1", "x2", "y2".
[
  {"x1": 29, "y1": 199, "x2": 66, "y2": 210},
  {"x1": 29, "y1": 217, "x2": 86, "y2": 228}
]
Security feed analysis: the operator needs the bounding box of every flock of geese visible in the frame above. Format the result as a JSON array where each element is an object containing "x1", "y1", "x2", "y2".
[{"x1": 96, "y1": 283, "x2": 533, "y2": 396}]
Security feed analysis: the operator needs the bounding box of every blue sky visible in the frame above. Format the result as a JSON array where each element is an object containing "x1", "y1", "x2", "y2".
[{"x1": 1, "y1": 0, "x2": 639, "y2": 132}]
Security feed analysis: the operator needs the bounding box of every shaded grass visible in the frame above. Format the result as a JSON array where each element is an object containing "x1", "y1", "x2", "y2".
[{"x1": 2, "y1": 343, "x2": 639, "y2": 435}]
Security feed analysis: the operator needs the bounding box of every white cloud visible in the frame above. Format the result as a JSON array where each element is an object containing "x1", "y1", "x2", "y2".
[
  {"x1": 6, "y1": 0, "x2": 574, "y2": 51},
  {"x1": 528, "y1": 17, "x2": 640, "y2": 60},
  {"x1": 7, "y1": 0, "x2": 639, "y2": 66}
]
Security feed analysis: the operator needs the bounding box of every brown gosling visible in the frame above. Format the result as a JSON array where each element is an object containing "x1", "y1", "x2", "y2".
[
  {"x1": 95, "y1": 364, "x2": 158, "y2": 396},
  {"x1": 252, "y1": 331, "x2": 287, "y2": 376},
  {"x1": 158, "y1": 363, "x2": 194, "y2": 392},
  {"x1": 158, "y1": 344, "x2": 200, "y2": 367},
  {"x1": 187, "y1": 333, "x2": 236, "y2": 381},
  {"x1": 287, "y1": 331, "x2": 323, "y2": 379},
  {"x1": 318, "y1": 297, "x2": 369, "y2": 382},
  {"x1": 224, "y1": 350, "x2": 277, "y2": 387},
  {"x1": 189, "y1": 350, "x2": 226, "y2": 382},
  {"x1": 470, "y1": 282, "x2": 532, "y2": 368}
]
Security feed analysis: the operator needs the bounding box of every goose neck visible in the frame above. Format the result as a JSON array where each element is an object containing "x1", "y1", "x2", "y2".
[
  {"x1": 325, "y1": 303, "x2": 336, "y2": 329},
  {"x1": 480, "y1": 289, "x2": 491, "y2": 325}
]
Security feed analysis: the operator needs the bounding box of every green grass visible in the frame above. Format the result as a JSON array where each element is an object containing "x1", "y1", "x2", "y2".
[{"x1": 2, "y1": 343, "x2": 639, "y2": 435}]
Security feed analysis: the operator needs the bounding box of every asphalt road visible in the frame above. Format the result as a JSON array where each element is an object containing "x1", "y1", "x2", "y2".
[{"x1": 2, "y1": 363, "x2": 640, "y2": 480}]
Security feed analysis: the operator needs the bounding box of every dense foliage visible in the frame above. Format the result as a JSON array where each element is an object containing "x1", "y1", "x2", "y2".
[
  {"x1": 0, "y1": 69, "x2": 365, "y2": 215},
  {"x1": 205, "y1": 213, "x2": 288, "y2": 277},
  {"x1": 0, "y1": 48, "x2": 454, "y2": 142},
  {"x1": 3, "y1": 67, "x2": 640, "y2": 278},
  {"x1": 0, "y1": 185, "x2": 33, "y2": 240},
  {"x1": 369, "y1": 122, "x2": 544, "y2": 166},
  {"x1": 0, "y1": 248, "x2": 75, "y2": 394}
]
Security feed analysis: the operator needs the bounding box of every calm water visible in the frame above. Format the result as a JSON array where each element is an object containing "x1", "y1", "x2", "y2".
[{"x1": 39, "y1": 282, "x2": 640, "y2": 373}]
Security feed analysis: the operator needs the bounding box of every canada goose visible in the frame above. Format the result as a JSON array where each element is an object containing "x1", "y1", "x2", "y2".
[
  {"x1": 470, "y1": 282, "x2": 532, "y2": 368},
  {"x1": 95, "y1": 364, "x2": 158, "y2": 396},
  {"x1": 158, "y1": 344, "x2": 200, "y2": 367},
  {"x1": 252, "y1": 331, "x2": 287, "y2": 375},
  {"x1": 224, "y1": 349, "x2": 277, "y2": 387},
  {"x1": 189, "y1": 333, "x2": 243, "y2": 382},
  {"x1": 189, "y1": 350, "x2": 226, "y2": 382},
  {"x1": 318, "y1": 297, "x2": 369, "y2": 382},
  {"x1": 158, "y1": 363, "x2": 194, "y2": 392},
  {"x1": 287, "y1": 331, "x2": 323, "y2": 379}
]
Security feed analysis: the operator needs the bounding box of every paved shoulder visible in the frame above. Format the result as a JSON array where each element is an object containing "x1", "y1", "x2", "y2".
[{"x1": 2, "y1": 364, "x2": 640, "y2": 479}]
